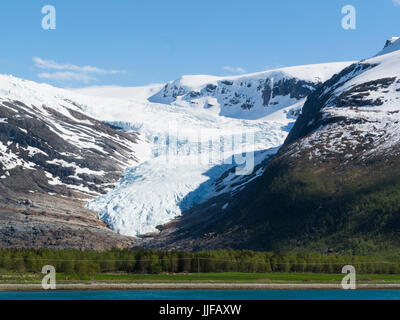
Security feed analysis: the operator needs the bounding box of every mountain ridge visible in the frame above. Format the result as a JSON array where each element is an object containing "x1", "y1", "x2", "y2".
[{"x1": 149, "y1": 62, "x2": 353, "y2": 120}]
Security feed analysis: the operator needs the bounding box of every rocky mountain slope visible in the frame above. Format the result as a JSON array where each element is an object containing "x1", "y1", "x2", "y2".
[
  {"x1": 141, "y1": 38, "x2": 400, "y2": 254},
  {"x1": 149, "y1": 62, "x2": 351, "y2": 120},
  {"x1": 0, "y1": 75, "x2": 150, "y2": 249}
]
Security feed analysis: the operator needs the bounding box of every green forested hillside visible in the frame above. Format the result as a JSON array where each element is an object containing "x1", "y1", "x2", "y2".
[{"x1": 216, "y1": 155, "x2": 400, "y2": 254}]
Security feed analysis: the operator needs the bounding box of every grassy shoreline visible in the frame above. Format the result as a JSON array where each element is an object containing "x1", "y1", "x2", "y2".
[
  {"x1": 1, "y1": 283, "x2": 400, "y2": 291},
  {"x1": 1, "y1": 272, "x2": 400, "y2": 290}
]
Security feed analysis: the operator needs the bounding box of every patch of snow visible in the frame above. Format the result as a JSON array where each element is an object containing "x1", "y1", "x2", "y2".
[
  {"x1": 44, "y1": 171, "x2": 63, "y2": 186},
  {"x1": 46, "y1": 158, "x2": 105, "y2": 177},
  {"x1": 0, "y1": 141, "x2": 36, "y2": 171},
  {"x1": 24, "y1": 146, "x2": 49, "y2": 157}
]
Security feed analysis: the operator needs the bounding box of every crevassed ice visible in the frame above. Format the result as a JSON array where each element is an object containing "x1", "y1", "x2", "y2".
[{"x1": 87, "y1": 101, "x2": 297, "y2": 236}]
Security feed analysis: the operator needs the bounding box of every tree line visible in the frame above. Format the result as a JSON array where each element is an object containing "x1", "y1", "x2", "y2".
[{"x1": 0, "y1": 248, "x2": 398, "y2": 276}]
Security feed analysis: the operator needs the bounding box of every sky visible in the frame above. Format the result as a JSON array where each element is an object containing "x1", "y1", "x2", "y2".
[{"x1": 0, "y1": 0, "x2": 399, "y2": 88}]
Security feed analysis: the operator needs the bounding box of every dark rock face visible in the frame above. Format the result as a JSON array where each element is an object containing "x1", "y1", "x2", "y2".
[
  {"x1": 240, "y1": 102, "x2": 253, "y2": 110},
  {"x1": 205, "y1": 84, "x2": 217, "y2": 93},
  {"x1": 262, "y1": 78, "x2": 272, "y2": 106},
  {"x1": 189, "y1": 91, "x2": 201, "y2": 98},
  {"x1": 221, "y1": 80, "x2": 233, "y2": 86},
  {"x1": 383, "y1": 37, "x2": 399, "y2": 49},
  {"x1": 150, "y1": 71, "x2": 327, "y2": 119},
  {"x1": 272, "y1": 78, "x2": 317, "y2": 100},
  {"x1": 161, "y1": 77, "x2": 320, "y2": 109},
  {"x1": 162, "y1": 83, "x2": 187, "y2": 99},
  {"x1": 384, "y1": 40, "x2": 393, "y2": 49},
  {"x1": 262, "y1": 78, "x2": 318, "y2": 106},
  {"x1": 333, "y1": 77, "x2": 396, "y2": 108}
]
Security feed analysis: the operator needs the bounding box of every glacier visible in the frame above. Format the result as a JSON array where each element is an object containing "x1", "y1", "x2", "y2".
[
  {"x1": 0, "y1": 60, "x2": 372, "y2": 238},
  {"x1": 73, "y1": 62, "x2": 353, "y2": 236}
]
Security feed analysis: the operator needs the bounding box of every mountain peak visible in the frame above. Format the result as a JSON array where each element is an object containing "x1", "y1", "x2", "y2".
[
  {"x1": 384, "y1": 37, "x2": 400, "y2": 49},
  {"x1": 376, "y1": 36, "x2": 400, "y2": 56}
]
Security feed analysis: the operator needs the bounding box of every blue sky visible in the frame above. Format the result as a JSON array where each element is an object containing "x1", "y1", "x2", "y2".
[{"x1": 0, "y1": 0, "x2": 399, "y2": 87}]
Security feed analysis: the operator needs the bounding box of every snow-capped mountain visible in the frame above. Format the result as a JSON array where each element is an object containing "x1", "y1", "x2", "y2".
[
  {"x1": 140, "y1": 37, "x2": 400, "y2": 252},
  {"x1": 285, "y1": 37, "x2": 400, "y2": 161},
  {"x1": 0, "y1": 75, "x2": 150, "y2": 198},
  {"x1": 0, "y1": 59, "x2": 354, "y2": 243},
  {"x1": 149, "y1": 62, "x2": 351, "y2": 120},
  {"x1": 80, "y1": 62, "x2": 351, "y2": 237}
]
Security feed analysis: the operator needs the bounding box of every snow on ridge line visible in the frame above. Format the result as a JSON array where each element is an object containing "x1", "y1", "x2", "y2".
[
  {"x1": 147, "y1": 61, "x2": 354, "y2": 121},
  {"x1": 70, "y1": 83, "x2": 165, "y2": 100},
  {"x1": 152, "y1": 61, "x2": 355, "y2": 92},
  {"x1": 340, "y1": 46, "x2": 400, "y2": 92}
]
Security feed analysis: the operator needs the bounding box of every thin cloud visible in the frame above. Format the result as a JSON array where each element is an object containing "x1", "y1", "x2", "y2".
[
  {"x1": 223, "y1": 66, "x2": 246, "y2": 74},
  {"x1": 38, "y1": 72, "x2": 96, "y2": 84},
  {"x1": 393, "y1": 0, "x2": 400, "y2": 5},
  {"x1": 33, "y1": 57, "x2": 125, "y2": 83}
]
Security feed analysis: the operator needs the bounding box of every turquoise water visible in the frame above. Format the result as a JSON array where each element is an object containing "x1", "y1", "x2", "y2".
[{"x1": 0, "y1": 290, "x2": 399, "y2": 300}]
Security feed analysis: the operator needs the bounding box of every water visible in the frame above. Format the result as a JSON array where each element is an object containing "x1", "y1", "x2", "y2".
[{"x1": 0, "y1": 290, "x2": 399, "y2": 300}]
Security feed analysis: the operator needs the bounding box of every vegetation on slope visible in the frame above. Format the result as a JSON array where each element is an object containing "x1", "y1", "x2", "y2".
[{"x1": 1, "y1": 249, "x2": 400, "y2": 278}]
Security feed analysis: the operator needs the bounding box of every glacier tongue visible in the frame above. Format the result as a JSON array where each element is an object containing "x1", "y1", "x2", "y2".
[
  {"x1": 88, "y1": 157, "x2": 229, "y2": 236},
  {"x1": 87, "y1": 114, "x2": 293, "y2": 236}
]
